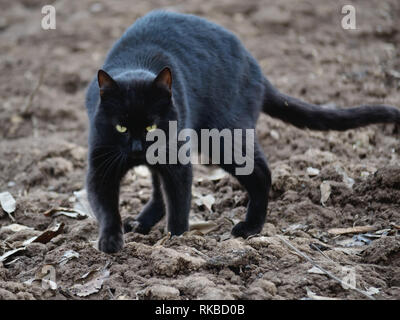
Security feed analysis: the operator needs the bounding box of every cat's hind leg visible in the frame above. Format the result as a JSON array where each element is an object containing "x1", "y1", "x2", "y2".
[
  {"x1": 219, "y1": 140, "x2": 271, "y2": 238},
  {"x1": 123, "y1": 170, "x2": 166, "y2": 234}
]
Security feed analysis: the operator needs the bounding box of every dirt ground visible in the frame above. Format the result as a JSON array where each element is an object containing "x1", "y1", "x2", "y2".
[{"x1": 0, "y1": 0, "x2": 399, "y2": 300}]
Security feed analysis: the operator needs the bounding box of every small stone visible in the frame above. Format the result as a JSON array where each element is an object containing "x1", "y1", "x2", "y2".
[
  {"x1": 306, "y1": 167, "x2": 320, "y2": 176},
  {"x1": 254, "y1": 279, "x2": 277, "y2": 296},
  {"x1": 137, "y1": 285, "x2": 180, "y2": 300},
  {"x1": 90, "y1": 3, "x2": 103, "y2": 13},
  {"x1": 270, "y1": 130, "x2": 280, "y2": 140}
]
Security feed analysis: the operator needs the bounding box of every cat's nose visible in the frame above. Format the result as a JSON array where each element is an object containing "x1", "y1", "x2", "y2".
[{"x1": 131, "y1": 139, "x2": 143, "y2": 153}]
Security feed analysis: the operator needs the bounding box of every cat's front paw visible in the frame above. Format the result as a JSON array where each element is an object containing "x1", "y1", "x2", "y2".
[
  {"x1": 231, "y1": 221, "x2": 262, "y2": 238},
  {"x1": 123, "y1": 217, "x2": 151, "y2": 234},
  {"x1": 98, "y1": 230, "x2": 124, "y2": 253}
]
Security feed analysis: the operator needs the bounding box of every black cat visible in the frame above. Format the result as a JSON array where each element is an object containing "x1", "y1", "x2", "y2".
[{"x1": 85, "y1": 10, "x2": 400, "y2": 253}]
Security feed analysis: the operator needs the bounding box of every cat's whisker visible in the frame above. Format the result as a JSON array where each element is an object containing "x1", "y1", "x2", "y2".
[
  {"x1": 91, "y1": 151, "x2": 119, "y2": 179},
  {"x1": 90, "y1": 149, "x2": 119, "y2": 161},
  {"x1": 99, "y1": 152, "x2": 124, "y2": 188},
  {"x1": 117, "y1": 154, "x2": 128, "y2": 180}
]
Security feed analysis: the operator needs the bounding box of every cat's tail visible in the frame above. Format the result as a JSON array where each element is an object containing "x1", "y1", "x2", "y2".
[{"x1": 262, "y1": 80, "x2": 400, "y2": 131}]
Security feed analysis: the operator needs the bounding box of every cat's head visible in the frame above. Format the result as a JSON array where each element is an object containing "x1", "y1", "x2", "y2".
[{"x1": 91, "y1": 67, "x2": 177, "y2": 164}]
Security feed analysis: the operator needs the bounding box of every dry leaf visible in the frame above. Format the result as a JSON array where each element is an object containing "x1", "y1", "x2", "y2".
[
  {"x1": 366, "y1": 287, "x2": 380, "y2": 295},
  {"x1": 58, "y1": 250, "x2": 80, "y2": 266},
  {"x1": 38, "y1": 265, "x2": 58, "y2": 290},
  {"x1": 183, "y1": 229, "x2": 204, "y2": 236},
  {"x1": 335, "y1": 165, "x2": 354, "y2": 189},
  {"x1": 2, "y1": 223, "x2": 34, "y2": 233},
  {"x1": 307, "y1": 266, "x2": 326, "y2": 275},
  {"x1": 283, "y1": 223, "x2": 307, "y2": 234},
  {"x1": 388, "y1": 69, "x2": 400, "y2": 79},
  {"x1": 194, "y1": 194, "x2": 215, "y2": 213},
  {"x1": 23, "y1": 222, "x2": 64, "y2": 245},
  {"x1": 189, "y1": 221, "x2": 218, "y2": 235},
  {"x1": 42, "y1": 278, "x2": 58, "y2": 290},
  {"x1": 4, "y1": 257, "x2": 21, "y2": 266},
  {"x1": 24, "y1": 277, "x2": 57, "y2": 290},
  {"x1": 0, "y1": 191, "x2": 16, "y2": 221},
  {"x1": 0, "y1": 191, "x2": 16, "y2": 213},
  {"x1": 335, "y1": 237, "x2": 369, "y2": 247},
  {"x1": 0, "y1": 247, "x2": 26, "y2": 263},
  {"x1": 44, "y1": 207, "x2": 87, "y2": 220},
  {"x1": 320, "y1": 181, "x2": 331, "y2": 206},
  {"x1": 374, "y1": 228, "x2": 392, "y2": 236},
  {"x1": 73, "y1": 189, "x2": 95, "y2": 220},
  {"x1": 306, "y1": 287, "x2": 340, "y2": 300},
  {"x1": 71, "y1": 268, "x2": 110, "y2": 297},
  {"x1": 81, "y1": 268, "x2": 101, "y2": 280}
]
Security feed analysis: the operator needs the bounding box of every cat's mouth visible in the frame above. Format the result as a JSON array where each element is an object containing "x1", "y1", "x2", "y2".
[
  {"x1": 129, "y1": 152, "x2": 145, "y2": 160},
  {"x1": 127, "y1": 151, "x2": 147, "y2": 166}
]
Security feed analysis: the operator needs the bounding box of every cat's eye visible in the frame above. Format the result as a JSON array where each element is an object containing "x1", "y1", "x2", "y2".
[
  {"x1": 146, "y1": 124, "x2": 157, "y2": 132},
  {"x1": 116, "y1": 124, "x2": 127, "y2": 133}
]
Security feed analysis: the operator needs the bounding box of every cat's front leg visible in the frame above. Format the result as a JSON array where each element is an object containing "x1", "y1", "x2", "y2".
[
  {"x1": 124, "y1": 171, "x2": 166, "y2": 234},
  {"x1": 157, "y1": 163, "x2": 193, "y2": 235},
  {"x1": 86, "y1": 162, "x2": 124, "y2": 254}
]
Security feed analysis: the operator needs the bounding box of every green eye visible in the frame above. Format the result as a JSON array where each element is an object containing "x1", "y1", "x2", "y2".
[
  {"x1": 116, "y1": 124, "x2": 127, "y2": 133},
  {"x1": 146, "y1": 124, "x2": 157, "y2": 132}
]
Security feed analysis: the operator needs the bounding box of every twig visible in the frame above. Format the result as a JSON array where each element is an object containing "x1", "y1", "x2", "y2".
[
  {"x1": 328, "y1": 225, "x2": 377, "y2": 236},
  {"x1": 32, "y1": 115, "x2": 39, "y2": 138},
  {"x1": 21, "y1": 67, "x2": 45, "y2": 115},
  {"x1": 7, "y1": 212, "x2": 15, "y2": 222},
  {"x1": 310, "y1": 243, "x2": 336, "y2": 264},
  {"x1": 107, "y1": 288, "x2": 115, "y2": 300},
  {"x1": 277, "y1": 235, "x2": 375, "y2": 300}
]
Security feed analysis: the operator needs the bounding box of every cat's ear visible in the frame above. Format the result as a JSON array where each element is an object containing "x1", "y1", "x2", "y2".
[
  {"x1": 97, "y1": 70, "x2": 118, "y2": 96},
  {"x1": 153, "y1": 67, "x2": 172, "y2": 93}
]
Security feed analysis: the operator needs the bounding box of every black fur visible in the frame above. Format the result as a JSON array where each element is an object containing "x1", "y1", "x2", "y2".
[
  {"x1": 85, "y1": 10, "x2": 400, "y2": 253},
  {"x1": 264, "y1": 80, "x2": 400, "y2": 131}
]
